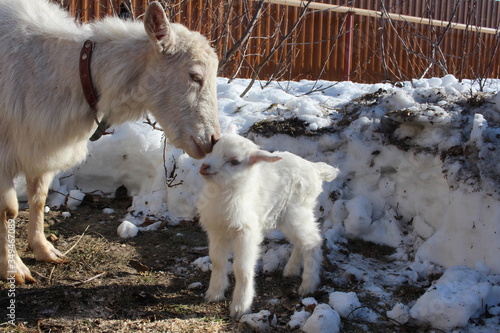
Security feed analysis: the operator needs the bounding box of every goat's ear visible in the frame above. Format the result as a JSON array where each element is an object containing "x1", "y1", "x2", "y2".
[
  {"x1": 144, "y1": 2, "x2": 175, "y2": 53},
  {"x1": 249, "y1": 151, "x2": 282, "y2": 166}
]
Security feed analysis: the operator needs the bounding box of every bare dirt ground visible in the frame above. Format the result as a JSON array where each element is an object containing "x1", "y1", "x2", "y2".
[{"x1": 0, "y1": 195, "x2": 428, "y2": 333}]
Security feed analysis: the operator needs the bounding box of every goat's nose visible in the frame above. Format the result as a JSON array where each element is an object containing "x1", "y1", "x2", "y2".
[
  {"x1": 200, "y1": 163, "x2": 211, "y2": 175},
  {"x1": 211, "y1": 134, "x2": 219, "y2": 146}
]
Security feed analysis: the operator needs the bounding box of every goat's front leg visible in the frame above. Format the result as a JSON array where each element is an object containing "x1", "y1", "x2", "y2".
[
  {"x1": 230, "y1": 227, "x2": 262, "y2": 318},
  {"x1": 205, "y1": 229, "x2": 231, "y2": 302},
  {"x1": 26, "y1": 173, "x2": 65, "y2": 263},
  {"x1": 0, "y1": 177, "x2": 36, "y2": 284}
]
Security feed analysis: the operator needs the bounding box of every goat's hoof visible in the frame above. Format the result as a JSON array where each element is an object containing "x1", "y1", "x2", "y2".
[
  {"x1": 1, "y1": 269, "x2": 37, "y2": 285},
  {"x1": 298, "y1": 282, "x2": 317, "y2": 296},
  {"x1": 283, "y1": 265, "x2": 301, "y2": 277},
  {"x1": 229, "y1": 304, "x2": 250, "y2": 319},
  {"x1": 33, "y1": 243, "x2": 68, "y2": 263},
  {"x1": 204, "y1": 291, "x2": 225, "y2": 303},
  {"x1": 14, "y1": 272, "x2": 37, "y2": 284},
  {"x1": 35, "y1": 252, "x2": 67, "y2": 263}
]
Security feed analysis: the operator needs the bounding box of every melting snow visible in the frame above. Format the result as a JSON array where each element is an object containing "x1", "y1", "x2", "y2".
[{"x1": 16, "y1": 75, "x2": 500, "y2": 331}]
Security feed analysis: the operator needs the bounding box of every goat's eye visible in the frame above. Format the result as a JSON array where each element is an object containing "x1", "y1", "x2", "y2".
[
  {"x1": 229, "y1": 159, "x2": 240, "y2": 166},
  {"x1": 190, "y1": 73, "x2": 203, "y2": 85}
]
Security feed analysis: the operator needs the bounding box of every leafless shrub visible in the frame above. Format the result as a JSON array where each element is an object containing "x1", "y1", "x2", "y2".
[{"x1": 376, "y1": 0, "x2": 499, "y2": 86}]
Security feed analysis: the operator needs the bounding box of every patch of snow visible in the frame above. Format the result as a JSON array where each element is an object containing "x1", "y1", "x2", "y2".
[
  {"x1": 241, "y1": 310, "x2": 277, "y2": 332},
  {"x1": 329, "y1": 291, "x2": 378, "y2": 322},
  {"x1": 187, "y1": 282, "x2": 203, "y2": 290},
  {"x1": 302, "y1": 304, "x2": 341, "y2": 333},
  {"x1": 117, "y1": 220, "x2": 139, "y2": 238},
  {"x1": 302, "y1": 297, "x2": 318, "y2": 307},
  {"x1": 261, "y1": 243, "x2": 292, "y2": 274},
  {"x1": 66, "y1": 189, "x2": 85, "y2": 210},
  {"x1": 192, "y1": 256, "x2": 212, "y2": 273},
  {"x1": 387, "y1": 302, "x2": 410, "y2": 325},
  {"x1": 102, "y1": 208, "x2": 115, "y2": 214},
  {"x1": 410, "y1": 265, "x2": 493, "y2": 330},
  {"x1": 20, "y1": 75, "x2": 499, "y2": 332},
  {"x1": 288, "y1": 310, "x2": 311, "y2": 330},
  {"x1": 492, "y1": 90, "x2": 500, "y2": 114}
]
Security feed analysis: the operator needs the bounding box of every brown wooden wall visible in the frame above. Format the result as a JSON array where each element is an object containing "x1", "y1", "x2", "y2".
[{"x1": 55, "y1": 0, "x2": 500, "y2": 83}]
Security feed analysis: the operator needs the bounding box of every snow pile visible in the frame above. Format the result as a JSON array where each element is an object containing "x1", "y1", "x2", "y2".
[
  {"x1": 410, "y1": 265, "x2": 499, "y2": 330},
  {"x1": 187, "y1": 282, "x2": 203, "y2": 290},
  {"x1": 329, "y1": 291, "x2": 378, "y2": 322},
  {"x1": 116, "y1": 220, "x2": 139, "y2": 238},
  {"x1": 386, "y1": 303, "x2": 410, "y2": 325},
  {"x1": 343, "y1": 195, "x2": 402, "y2": 248},
  {"x1": 288, "y1": 310, "x2": 311, "y2": 330},
  {"x1": 191, "y1": 256, "x2": 212, "y2": 273},
  {"x1": 66, "y1": 189, "x2": 86, "y2": 210},
  {"x1": 240, "y1": 310, "x2": 277, "y2": 332},
  {"x1": 17, "y1": 75, "x2": 500, "y2": 331},
  {"x1": 102, "y1": 208, "x2": 115, "y2": 214},
  {"x1": 261, "y1": 242, "x2": 292, "y2": 273},
  {"x1": 302, "y1": 304, "x2": 341, "y2": 333}
]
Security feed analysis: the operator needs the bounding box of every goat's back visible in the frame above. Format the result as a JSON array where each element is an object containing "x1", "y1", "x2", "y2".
[
  {"x1": 269, "y1": 151, "x2": 338, "y2": 194},
  {"x1": 0, "y1": 0, "x2": 93, "y2": 175},
  {"x1": 0, "y1": 0, "x2": 82, "y2": 38},
  {"x1": 246, "y1": 152, "x2": 337, "y2": 229}
]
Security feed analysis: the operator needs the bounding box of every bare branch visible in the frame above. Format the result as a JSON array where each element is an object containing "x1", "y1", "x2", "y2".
[
  {"x1": 218, "y1": 0, "x2": 265, "y2": 74},
  {"x1": 240, "y1": 0, "x2": 313, "y2": 98}
]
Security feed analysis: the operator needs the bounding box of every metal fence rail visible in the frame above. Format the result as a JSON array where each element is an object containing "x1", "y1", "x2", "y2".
[{"x1": 56, "y1": 0, "x2": 500, "y2": 83}]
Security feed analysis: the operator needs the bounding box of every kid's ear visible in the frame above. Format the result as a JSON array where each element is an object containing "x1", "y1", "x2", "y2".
[
  {"x1": 225, "y1": 123, "x2": 239, "y2": 135},
  {"x1": 249, "y1": 151, "x2": 282, "y2": 166},
  {"x1": 144, "y1": 1, "x2": 175, "y2": 53}
]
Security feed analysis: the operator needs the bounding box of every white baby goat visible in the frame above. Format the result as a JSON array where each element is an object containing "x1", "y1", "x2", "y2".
[{"x1": 197, "y1": 133, "x2": 339, "y2": 318}]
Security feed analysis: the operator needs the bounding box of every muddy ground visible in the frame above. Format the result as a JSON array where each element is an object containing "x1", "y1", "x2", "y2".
[{"x1": 0, "y1": 195, "x2": 429, "y2": 333}]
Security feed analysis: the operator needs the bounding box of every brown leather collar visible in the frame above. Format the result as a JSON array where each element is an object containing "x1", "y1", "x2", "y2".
[
  {"x1": 79, "y1": 40, "x2": 109, "y2": 141},
  {"x1": 79, "y1": 40, "x2": 98, "y2": 111}
]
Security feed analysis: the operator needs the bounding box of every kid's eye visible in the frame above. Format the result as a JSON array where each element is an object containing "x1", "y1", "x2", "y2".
[{"x1": 229, "y1": 159, "x2": 240, "y2": 166}]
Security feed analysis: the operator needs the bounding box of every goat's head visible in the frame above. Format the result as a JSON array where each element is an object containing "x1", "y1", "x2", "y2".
[
  {"x1": 199, "y1": 134, "x2": 281, "y2": 185},
  {"x1": 142, "y1": 2, "x2": 220, "y2": 159}
]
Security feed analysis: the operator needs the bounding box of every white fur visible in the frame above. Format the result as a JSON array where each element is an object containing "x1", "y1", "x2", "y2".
[
  {"x1": 0, "y1": 0, "x2": 220, "y2": 283},
  {"x1": 197, "y1": 134, "x2": 339, "y2": 318}
]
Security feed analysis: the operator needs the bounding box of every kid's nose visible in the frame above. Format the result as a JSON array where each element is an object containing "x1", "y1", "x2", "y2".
[{"x1": 199, "y1": 163, "x2": 211, "y2": 175}]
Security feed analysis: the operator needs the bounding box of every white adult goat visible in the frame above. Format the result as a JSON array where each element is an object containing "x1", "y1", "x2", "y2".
[
  {"x1": 0, "y1": 0, "x2": 220, "y2": 284},
  {"x1": 197, "y1": 133, "x2": 339, "y2": 318}
]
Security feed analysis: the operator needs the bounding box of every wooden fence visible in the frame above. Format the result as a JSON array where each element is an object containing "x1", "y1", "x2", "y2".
[{"x1": 56, "y1": 0, "x2": 500, "y2": 83}]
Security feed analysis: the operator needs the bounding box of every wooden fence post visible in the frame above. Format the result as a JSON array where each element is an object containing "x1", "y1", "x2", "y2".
[{"x1": 344, "y1": 11, "x2": 354, "y2": 81}]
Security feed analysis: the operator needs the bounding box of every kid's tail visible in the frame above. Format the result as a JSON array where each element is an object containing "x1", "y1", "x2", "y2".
[{"x1": 315, "y1": 162, "x2": 339, "y2": 182}]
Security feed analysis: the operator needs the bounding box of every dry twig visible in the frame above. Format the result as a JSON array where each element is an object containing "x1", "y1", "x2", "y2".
[
  {"x1": 70, "y1": 271, "x2": 106, "y2": 286},
  {"x1": 63, "y1": 225, "x2": 91, "y2": 256}
]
